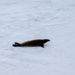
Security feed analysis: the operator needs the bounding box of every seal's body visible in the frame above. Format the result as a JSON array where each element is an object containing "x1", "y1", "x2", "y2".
[{"x1": 12, "y1": 39, "x2": 50, "y2": 48}]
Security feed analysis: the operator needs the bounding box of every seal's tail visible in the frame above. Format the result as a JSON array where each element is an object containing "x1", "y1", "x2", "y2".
[{"x1": 12, "y1": 42, "x2": 20, "y2": 47}]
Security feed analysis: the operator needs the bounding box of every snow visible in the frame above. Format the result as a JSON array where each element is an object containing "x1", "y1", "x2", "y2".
[{"x1": 0, "y1": 0, "x2": 75, "y2": 75}]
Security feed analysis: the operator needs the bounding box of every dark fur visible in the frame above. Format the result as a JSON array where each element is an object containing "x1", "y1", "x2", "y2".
[{"x1": 12, "y1": 39, "x2": 50, "y2": 48}]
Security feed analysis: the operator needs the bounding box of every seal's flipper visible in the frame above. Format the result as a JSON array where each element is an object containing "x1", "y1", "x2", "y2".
[
  {"x1": 12, "y1": 42, "x2": 20, "y2": 47},
  {"x1": 41, "y1": 44, "x2": 44, "y2": 48},
  {"x1": 15, "y1": 42, "x2": 19, "y2": 44}
]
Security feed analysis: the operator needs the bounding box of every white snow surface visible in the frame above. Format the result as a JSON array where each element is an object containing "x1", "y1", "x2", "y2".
[{"x1": 0, "y1": 0, "x2": 75, "y2": 75}]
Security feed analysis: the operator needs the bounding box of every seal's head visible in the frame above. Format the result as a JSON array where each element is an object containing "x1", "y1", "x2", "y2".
[{"x1": 43, "y1": 39, "x2": 50, "y2": 43}]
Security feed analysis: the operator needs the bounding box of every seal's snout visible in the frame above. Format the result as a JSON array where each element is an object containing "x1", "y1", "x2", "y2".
[
  {"x1": 47, "y1": 39, "x2": 50, "y2": 41},
  {"x1": 44, "y1": 39, "x2": 50, "y2": 42}
]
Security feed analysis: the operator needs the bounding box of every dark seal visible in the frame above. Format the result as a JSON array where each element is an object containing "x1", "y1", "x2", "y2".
[{"x1": 12, "y1": 39, "x2": 50, "y2": 48}]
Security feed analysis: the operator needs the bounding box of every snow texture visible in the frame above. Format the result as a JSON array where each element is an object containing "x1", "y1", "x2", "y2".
[{"x1": 0, "y1": 0, "x2": 75, "y2": 75}]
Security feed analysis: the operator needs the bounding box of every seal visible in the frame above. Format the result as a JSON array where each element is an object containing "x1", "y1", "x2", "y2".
[{"x1": 12, "y1": 39, "x2": 50, "y2": 48}]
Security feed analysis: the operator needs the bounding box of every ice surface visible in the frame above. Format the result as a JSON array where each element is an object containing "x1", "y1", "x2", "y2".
[{"x1": 0, "y1": 0, "x2": 75, "y2": 75}]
